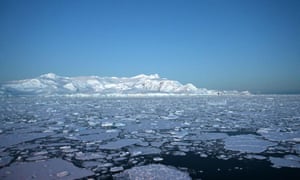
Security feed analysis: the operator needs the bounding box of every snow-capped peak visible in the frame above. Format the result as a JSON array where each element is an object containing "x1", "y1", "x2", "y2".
[
  {"x1": 132, "y1": 74, "x2": 160, "y2": 79},
  {"x1": 0, "y1": 73, "x2": 250, "y2": 96},
  {"x1": 40, "y1": 73, "x2": 58, "y2": 79}
]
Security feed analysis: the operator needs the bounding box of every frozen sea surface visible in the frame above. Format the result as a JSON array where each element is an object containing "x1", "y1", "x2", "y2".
[
  {"x1": 0, "y1": 95, "x2": 300, "y2": 179},
  {"x1": 0, "y1": 158, "x2": 93, "y2": 180},
  {"x1": 114, "y1": 164, "x2": 191, "y2": 180}
]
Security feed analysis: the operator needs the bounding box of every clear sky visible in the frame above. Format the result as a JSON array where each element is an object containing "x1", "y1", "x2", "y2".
[{"x1": 0, "y1": 0, "x2": 299, "y2": 93}]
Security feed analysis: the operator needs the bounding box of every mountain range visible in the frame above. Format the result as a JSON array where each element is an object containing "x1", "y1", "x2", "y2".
[{"x1": 0, "y1": 73, "x2": 250, "y2": 96}]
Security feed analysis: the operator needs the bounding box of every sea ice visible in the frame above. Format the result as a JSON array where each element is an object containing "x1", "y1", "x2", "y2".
[
  {"x1": 244, "y1": 154, "x2": 267, "y2": 160},
  {"x1": 114, "y1": 164, "x2": 191, "y2": 180},
  {"x1": 82, "y1": 161, "x2": 100, "y2": 168},
  {"x1": 26, "y1": 155, "x2": 48, "y2": 161},
  {"x1": 295, "y1": 144, "x2": 300, "y2": 154},
  {"x1": 150, "y1": 140, "x2": 166, "y2": 147},
  {"x1": 128, "y1": 146, "x2": 161, "y2": 156},
  {"x1": 170, "y1": 131, "x2": 189, "y2": 139},
  {"x1": 75, "y1": 152, "x2": 106, "y2": 161},
  {"x1": 0, "y1": 132, "x2": 53, "y2": 148},
  {"x1": 101, "y1": 122, "x2": 114, "y2": 127},
  {"x1": 186, "y1": 132, "x2": 228, "y2": 141},
  {"x1": 74, "y1": 131, "x2": 119, "y2": 142},
  {"x1": 207, "y1": 99, "x2": 227, "y2": 106},
  {"x1": 1, "y1": 95, "x2": 300, "y2": 179},
  {"x1": 153, "y1": 157, "x2": 164, "y2": 162},
  {"x1": 258, "y1": 129, "x2": 300, "y2": 142},
  {"x1": 0, "y1": 156, "x2": 12, "y2": 167},
  {"x1": 270, "y1": 155, "x2": 300, "y2": 168},
  {"x1": 110, "y1": 166, "x2": 124, "y2": 173},
  {"x1": 100, "y1": 139, "x2": 141, "y2": 150},
  {"x1": 0, "y1": 158, "x2": 94, "y2": 179},
  {"x1": 172, "y1": 151, "x2": 187, "y2": 156},
  {"x1": 224, "y1": 134, "x2": 276, "y2": 153}
]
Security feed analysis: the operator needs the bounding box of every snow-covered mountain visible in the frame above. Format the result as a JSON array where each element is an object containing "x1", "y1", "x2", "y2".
[{"x1": 0, "y1": 73, "x2": 250, "y2": 96}]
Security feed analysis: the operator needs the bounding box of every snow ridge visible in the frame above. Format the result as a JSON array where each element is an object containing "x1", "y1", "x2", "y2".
[{"x1": 0, "y1": 73, "x2": 250, "y2": 96}]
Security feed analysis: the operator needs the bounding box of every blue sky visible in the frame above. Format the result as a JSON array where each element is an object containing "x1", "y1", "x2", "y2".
[{"x1": 0, "y1": 0, "x2": 299, "y2": 93}]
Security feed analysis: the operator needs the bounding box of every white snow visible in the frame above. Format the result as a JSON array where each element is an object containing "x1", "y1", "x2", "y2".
[
  {"x1": 5, "y1": 79, "x2": 46, "y2": 91},
  {"x1": 40, "y1": 73, "x2": 58, "y2": 79},
  {"x1": 1, "y1": 73, "x2": 250, "y2": 96},
  {"x1": 132, "y1": 74, "x2": 159, "y2": 79},
  {"x1": 63, "y1": 83, "x2": 77, "y2": 91}
]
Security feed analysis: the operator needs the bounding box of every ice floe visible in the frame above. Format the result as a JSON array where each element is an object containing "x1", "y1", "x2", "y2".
[
  {"x1": 257, "y1": 128, "x2": 300, "y2": 142},
  {"x1": 186, "y1": 132, "x2": 228, "y2": 141},
  {"x1": 224, "y1": 134, "x2": 277, "y2": 153},
  {"x1": 100, "y1": 139, "x2": 141, "y2": 150},
  {"x1": 0, "y1": 132, "x2": 54, "y2": 148},
  {"x1": 128, "y1": 146, "x2": 161, "y2": 156},
  {"x1": 0, "y1": 156, "x2": 12, "y2": 167},
  {"x1": 0, "y1": 158, "x2": 93, "y2": 179},
  {"x1": 114, "y1": 164, "x2": 191, "y2": 180},
  {"x1": 270, "y1": 155, "x2": 300, "y2": 168},
  {"x1": 75, "y1": 152, "x2": 106, "y2": 160},
  {"x1": 74, "y1": 131, "x2": 119, "y2": 142}
]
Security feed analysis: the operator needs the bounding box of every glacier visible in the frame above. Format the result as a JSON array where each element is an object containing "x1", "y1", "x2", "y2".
[{"x1": 0, "y1": 73, "x2": 250, "y2": 96}]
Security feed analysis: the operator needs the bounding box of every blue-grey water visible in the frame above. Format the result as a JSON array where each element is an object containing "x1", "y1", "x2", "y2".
[{"x1": 0, "y1": 95, "x2": 300, "y2": 179}]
